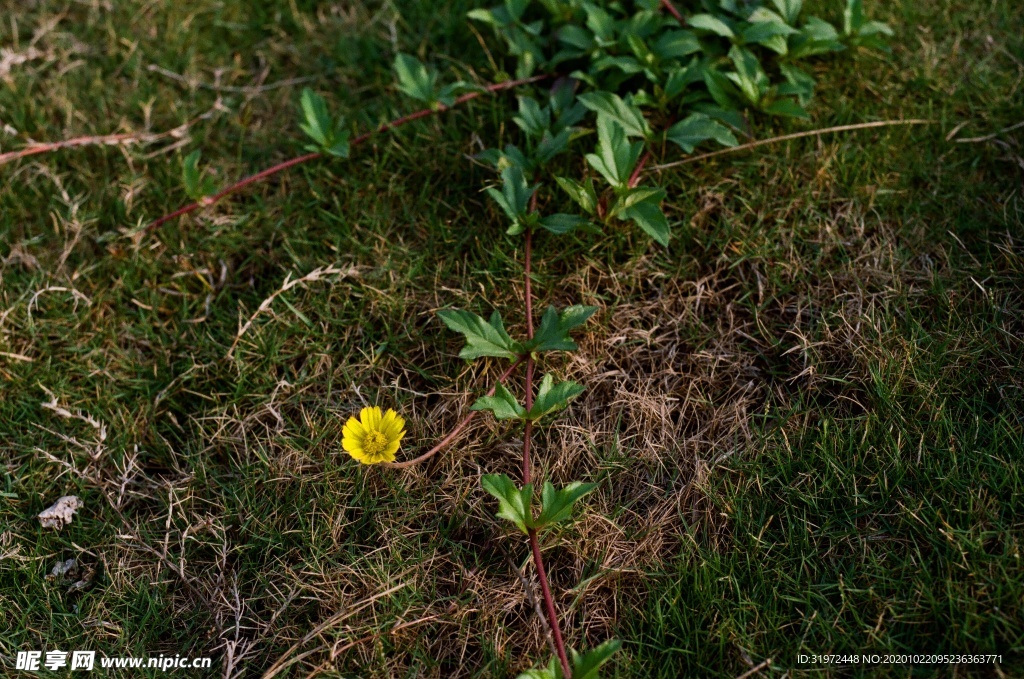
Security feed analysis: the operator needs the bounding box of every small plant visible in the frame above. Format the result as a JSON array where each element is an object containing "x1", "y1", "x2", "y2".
[{"x1": 167, "y1": 0, "x2": 891, "y2": 675}]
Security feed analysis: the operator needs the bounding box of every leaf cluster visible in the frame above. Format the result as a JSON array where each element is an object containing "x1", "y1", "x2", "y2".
[{"x1": 481, "y1": 473, "x2": 597, "y2": 534}]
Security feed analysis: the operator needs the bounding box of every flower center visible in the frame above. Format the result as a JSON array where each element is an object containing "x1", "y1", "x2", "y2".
[{"x1": 362, "y1": 430, "x2": 389, "y2": 456}]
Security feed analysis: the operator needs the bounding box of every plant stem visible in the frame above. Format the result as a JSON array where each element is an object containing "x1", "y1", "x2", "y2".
[
  {"x1": 521, "y1": 209, "x2": 572, "y2": 677},
  {"x1": 628, "y1": 149, "x2": 652, "y2": 188},
  {"x1": 660, "y1": 0, "x2": 684, "y2": 22},
  {"x1": 531, "y1": 529, "x2": 572, "y2": 678},
  {"x1": 144, "y1": 74, "x2": 550, "y2": 233},
  {"x1": 384, "y1": 356, "x2": 526, "y2": 469}
]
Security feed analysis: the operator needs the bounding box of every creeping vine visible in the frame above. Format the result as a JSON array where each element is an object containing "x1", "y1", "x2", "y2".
[{"x1": 167, "y1": 0, "x2": 893, "y2": 675}]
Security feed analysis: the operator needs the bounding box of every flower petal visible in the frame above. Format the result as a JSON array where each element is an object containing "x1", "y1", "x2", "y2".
[
  {"x1": 382, "y1": 410, "x2": 406, "y2": 439},
  {"x1": 342, "y1": 415, "x2": 365, "y2": 439},
  {"x1": 342, "y1": 435, "x2": 364, "y2": 455},
  {"x1": 348, "y1": 447, "x2": 372, "y2": 464},
  {"x1": 360, "y1": 406, "x2": 382, "y2": 431}
]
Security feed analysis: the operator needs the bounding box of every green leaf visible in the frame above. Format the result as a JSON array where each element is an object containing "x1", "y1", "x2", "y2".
[
  {"x1": 789, "y1": 17, "x2": 844, "y2": 58},
  {"x1": 486, "y1": 165, "x2": 535, "y2": 225},
  {"x1": 555, "y1": 176, "x2": 599, "y2": 215},
  {"x1": 608, "y1": 186, "x2": 666, "y2": 218},
  {"x1": 299, "y1": 89, "x2": 330, "y2": 146},
  {"x1": 727, "y1": 45, "x2": 770, "y2": 106},
  {"x1": 761, "y1": 98, "x2": 809, "y2": 119},
  {"x1": 516, "y1": 660, "x2": 560, "y2": 679},
  {"x1": 664, "y1": 57, "x2": 705, "y2": 100},
  {"x1": 527, "y1": 373, "x2": 584, "y2": 420},
  {"x1": 538, "y1": 213, "x2": 588, "y2": 235},
  {"x1": 181, "y1": 150, "x2": 216, "y2": 200},
  {"x1": 570, "y1": 640, "x2": 623, "y2": 679},
  {"x1": 778, "y1": 63, "x2": 816, "y2": 105},
  {"x1": 578, "y1": 92, "x2": 651, "y2": 139},
  {"x1": 666, "y1": 113, "x2": 738, "y2": 153},
  {"x1": 652, "y1": 30, "x2": 701, "y2": 60},
  {"x1": 534, "y1": 129, "x2": 572, "y2": 164},
  {"x1": 472, "y1": 382, "x2": 528, "y2": 420},
  {"x1": 536, "y1": 481, "x2": 597, "y2": 528},
  {"x1": 843, "y1": 0, "x2": 864, "y2": 36},
  {"x1": 298, "y1": 88, "x2": 349, "y2": 157},
  {"x1": 528, "y1": 305, "x2": 598, "y2": 353},
  {"x1": 394, "y1": 53, "x2": 438, "y2": 105},
  {"x1": 741, "y1": 19, "x2": 798, "y2": 53},
  {"x1": 586, "y1": 117, "x2": 643, "y2": 189},
  {"x1": 620, "y1": 199, "x2": 669, "y2": 246},
  {"x1": 688, "y1": 13, "x2": 734, "y2": 38},
  {"x1": 702, "y1": 67, "x2": 742, "y2": 109},
  {"x1": 514, "y1": 96, "x2": 551, "y2": 138},
  {"x1": 481, "y1": 474, "x2": 533, "y2": 533},
  {"x1": 437, "y1": 309, "x2": 522, "y2": 359},
  {"x1": 771, "y1": 0, "x2": 802, "y2": 24}
]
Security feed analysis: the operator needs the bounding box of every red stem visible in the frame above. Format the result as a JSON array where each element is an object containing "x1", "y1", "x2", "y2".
[
  {"x1": 628, "y1": 149, "x2": 652, "y2": 188},
  {"x1": 521, "y1": 199, "x2": 571, "y2": 677},
  {"x1": 385, "y1": 356, "x2": 525, "y2": 469},
  {"x1": 531, "y1": 529, "x2": 572, "y2": 678},
  {"x1": 660, "y1": 0, "x2": 684, "y2": 22},
  {"x1": 143, "y1": 74, "x2": 549, "y2": 233}
]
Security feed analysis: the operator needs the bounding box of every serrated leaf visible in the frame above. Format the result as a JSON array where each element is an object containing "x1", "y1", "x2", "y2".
[
  {"x1": 664, "y1": 57, "x2": 705, "y2": 100},
  {"x1": 487, "y1": 165, "x2": 535, "y2": 225},
  {"x1": 688, "y1": 13, "x2": 735, "y2": 38},
  {"x1": 298, "y1": 88, "x2": 331, "y2": 147},
  {"x1": 761, "y1": 98, "x2": 809, "y2": 118},
  {"x1": 843, "y1": 0, "x2": 864, "y2": 36},
  {"x1": 778, "y1": 63, "x2": 816, "y2": 105},
  {"x1": 516, "y1": 659, "x2": 560, "y2": 679},
  {"x1": 394, "y1": 53, "x2": 437, "y2": 104},
  {"x1": 538, "y1": 213, "x2": 588, "y2": 235},
  {"x1": 741, "y1": 19, "x2": 797, "y2": 53},
  {"x1": 528, "y1": 305, "x2": 598, "y2": 352},
  {"x1": 653, "y1": 30, "x2": 701, "y2": 60},
  {"x1": 570, "y1": 640, "x2": 623, "y2": 679},
  {"x1": 472, "y1": 382, "x2": 528, "y2": 420},
  {"x1": 181, "y1": 150, "x2": 215, "y2": 201},
  {"x1": 727, "y1": 45, "x2": 770, "y2": 105},
  {"x1": 514, "y1": 96, "x2": 551, "y2": 138},
  {"x1": 771, "y1": 0, "x2": 802, "y2": 24},
  {"x1": 536, "y1": 481, "x2": 597, "y2": 528},
  {"x1": 534, "y1": 129, "x2": 572, "y2": 164},
  {"x1": 702, "y1": 68, "x2": 742, "y2": 108},
  {"x1": 586, "y1": 117, "x2": 643, "y2": 189},
  {"x1": 609, "y1": 186, "x2": 665, "y2": 217},
  {"x1": 693, "y1": 103, "x2": 748, "y2": 133},
  {"x1": 527, "y1": 373, "x2": 584, "y2": 420},
  {"x1": 481, "y1": 474, "x2": 533, "y2": 533},
  {"x1": 555, "y1": 176, "x2": 599, "y2": 215},
  {"x1": 437, "y1": 309, "x2": 522, "y2": 359},
  {"x1": 583, "y1": 3, "x2": 616, "y2": 42},
  {"x1": 578, "y1": 92, "x2": 651, "y2": 139},
  {"x1": 666, "y1": 113, "x2": 738, "y2": 153},
  {"x1": 789, "y1": 17, "x2": 844, "y2": 58},
  {"x1": 620, "y1": 199, "x2": 669, "y2": 246},
  {"x1": 558, "y1": 24, "x2": 595, "y2": 51}
]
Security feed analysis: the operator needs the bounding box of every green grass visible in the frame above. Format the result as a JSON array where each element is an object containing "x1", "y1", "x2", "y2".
[{"x1": 1, "y1": 0, "x2": 1022, "y2": 677}]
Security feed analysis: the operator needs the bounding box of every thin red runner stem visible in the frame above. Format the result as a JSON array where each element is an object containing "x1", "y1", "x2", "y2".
[
  {"x1": 660, "y1": 0, "x2": 684, "y2": 22},
  {"x1": 144, "y1": 74, "x2": 549, "y2": 233},
  {"x1": 531, "y1": 529, "x2": 572, "y2": 678},
  {"x1": 521, "y1": 198, "x2": 571, "y2": 677},
  {"x1": 385, "y1": 356, "x2": 525, "y2": 469},
  {"x1": 628, "y1": 149, "x2": 652, "y2": 188}
]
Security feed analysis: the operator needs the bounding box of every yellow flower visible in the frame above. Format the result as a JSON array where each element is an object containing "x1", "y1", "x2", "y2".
[{"x1": 342, "y1": 406, "x2": 406, "y2": 464}]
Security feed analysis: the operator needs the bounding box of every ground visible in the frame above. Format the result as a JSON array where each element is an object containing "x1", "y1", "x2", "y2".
[{"x1": 0, "y1": 0, "x2": 1022, "y2": 677}]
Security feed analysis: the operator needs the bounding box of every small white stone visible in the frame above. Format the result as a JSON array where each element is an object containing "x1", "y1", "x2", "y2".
[{"x1": 38, "y1": 496, "x2": 82, "y2": 530}]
